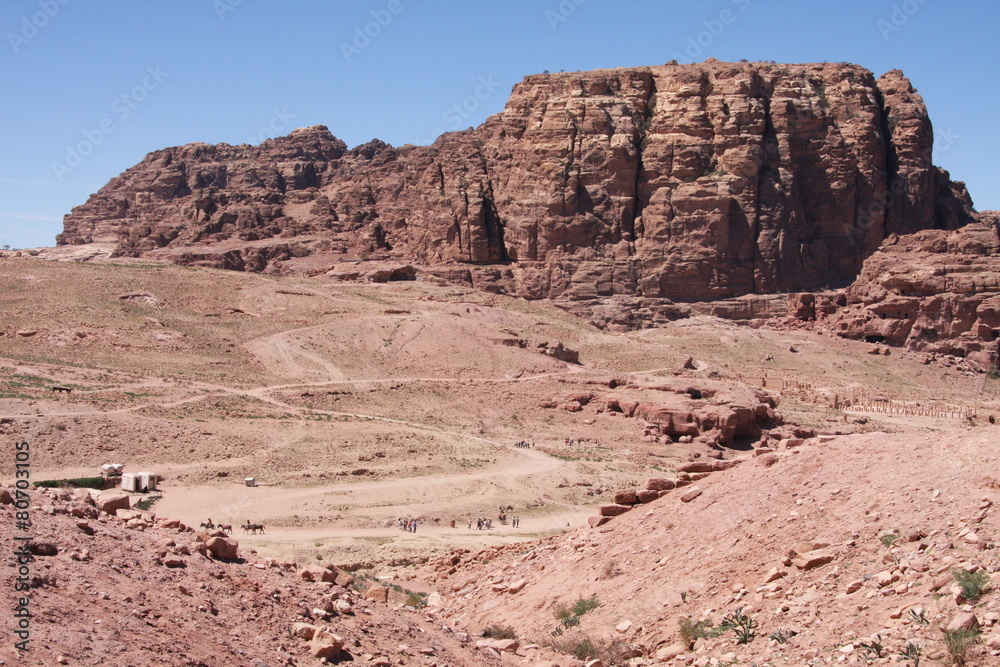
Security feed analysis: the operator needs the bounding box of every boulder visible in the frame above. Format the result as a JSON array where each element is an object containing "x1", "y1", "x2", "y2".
[
  {"x1": 655, "y1": 643, "x2": 687, "y2": 661},
  {"x1": 96, "y1": 492, "x2": 130, "y2": 515},
  {"x1": 612, "y1": 490, "x2": 638, "y2": 505},
  {"x1": 28, "y1": 541, "x2": 58, "y2": 556},
  {"x1": 791, "y1": 549, "x2": 834, "y2": 571},
  {"x1": 477, "y1": 638, "x2": 519, "y2": 653},
  {"x1": 298, "y1": 564, "x2": 336, "y2": 583},
  {"x1": 291, "y1": 622, "x2": 317, "y2": 640},
  {"x1": 599, "y1": 504, "x2": 632, "y2": 517},
  {"x1": 365, "y1": 585, "x2": 390, "y2": 603},
  {"x1": 680, "y1": 487, "x2": 703, "y2": 503},
  {"x1": 646, "y1": 478, "x2": 676, "y2": 491},
  {"x1": 588, "y1": 516, "x2": 611, "y2": 528},
  {"x1": 947, "y1": 612, "x2": 980, "y2": 633},
  {"x1": 636, "y1": 490, "x2": 660, "y2": 503},
  {"x1": 205, "y1": 536, "x2": 239, "y2": 560},
  {"x1": 334, "y1": 570, "x2": 354, "y2": 588},
  {"x1": 71, "y1": 488, "x2": 95, "y2": 506},
  {"x1": 308, "y1": 629, "x2": 344, "y2": 661}
]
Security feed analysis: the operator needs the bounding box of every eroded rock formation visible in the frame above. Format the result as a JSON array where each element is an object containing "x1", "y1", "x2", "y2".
[
  {"x1": 59, "y1": 61, "x2": 976, "y2": 306},
  {"x1": 813, "y1": 219, "x2": 1000, "y2": 367}
]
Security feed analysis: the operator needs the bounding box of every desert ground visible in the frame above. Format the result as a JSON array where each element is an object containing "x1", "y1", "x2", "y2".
[{"x1": 3, "y1": 255, "x2": 1000, "y2": 665}]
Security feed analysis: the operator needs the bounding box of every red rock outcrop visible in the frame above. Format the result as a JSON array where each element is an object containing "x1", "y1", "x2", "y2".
[
  {"x1": 812, "y1": 219, "x2": 1000, "y2": 367},
  {"x1": 58, "y1": 61, "x2": 977, "y2": 310}
]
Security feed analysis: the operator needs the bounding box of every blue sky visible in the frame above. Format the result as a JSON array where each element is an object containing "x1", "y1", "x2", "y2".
[{"x1": 1, "y1": 0, "x2": 997, "y2": 249}]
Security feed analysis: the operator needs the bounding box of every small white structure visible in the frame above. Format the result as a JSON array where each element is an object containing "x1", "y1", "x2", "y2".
[
  {"x1": 244, "y1": 477, "x2": 257, "y2": 487},
  {"x1": 121, "y1": 471, "x2": 157, "y2": 492},
  {"x1": 102, "y1": 463, "x2": 124, "y2": 475},
  {"x1": 136, "y1": 472, "x2": 157, "y2": 492},
  {"x1": 121, "y1": 472, "x2": 138, "y2": 492}
]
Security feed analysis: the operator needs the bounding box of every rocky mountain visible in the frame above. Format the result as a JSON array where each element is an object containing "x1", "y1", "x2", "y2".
[{"x1": 58, "y1": 61, "x2": 977, "y2": 305}]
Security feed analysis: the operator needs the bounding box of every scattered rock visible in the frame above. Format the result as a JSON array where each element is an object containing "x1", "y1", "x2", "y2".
[{"x1": 680, "y1": 487, "x2": 703, "y2": 503}]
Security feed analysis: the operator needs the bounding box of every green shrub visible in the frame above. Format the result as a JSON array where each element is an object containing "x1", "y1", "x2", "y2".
[
  {"x1": 941, "y1": 628, "x2": 979, "y2": 666},
  {"x1": 678, "y1": 617, "x2": 717, "y2": 648},
  {"x1": 858, "y1": 634, "x2": 886, "y2": 658},
  {"x1": 898, "y1": 641, "x2": 921, "y2": 666},
  {"x1": 33, "y1": 476, "x2": 105, "y2": 489},
  {"x1": 554, "y1": 596, "x2": 600, "y2": 623},
  {"x1": 880, "y1": 533, "x2": 900, "y2": 547},
  {"x1": 953, "y1": 569, "x2": 992, "y2": 602},
  {"x1": 768, "y1": 628, "x2": 791, "y2": 644},
  {"x1": 561, "y1": 615, "x2": 580, "y2": 628},
  {"x1": 570, "y1": 596, "x2": 600, "y2": 616},
  {"x1": 718, "y1": 607, "x2": 757, "y2": 644}
]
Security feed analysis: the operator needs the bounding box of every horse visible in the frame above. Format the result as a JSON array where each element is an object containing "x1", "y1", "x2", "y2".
[
  {"x1": 200, "y1": 519, "x2": 215, "y2": 530},
  {"x1": 218, "y1": 524, "x2": 232, "y2": 534},
  {"x1": 243, "y1": 521, "x2": 264, "y2": 535}
]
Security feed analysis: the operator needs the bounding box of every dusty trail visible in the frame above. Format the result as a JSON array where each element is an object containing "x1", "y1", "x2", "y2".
[{"x1": 4, "y1": 320, "x2": 590, "y2": 543}]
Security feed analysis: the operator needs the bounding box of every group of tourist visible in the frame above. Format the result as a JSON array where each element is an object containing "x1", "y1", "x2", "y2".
[
  {"x1": 396, "y1": 517, "x2": 419, "y2": 533},
  {"x1": 470, "y1": 517, "x2": 494, "y2": 530},
  {"x1": 514, "y1": 439, "x2": 533, "y2": 448}
]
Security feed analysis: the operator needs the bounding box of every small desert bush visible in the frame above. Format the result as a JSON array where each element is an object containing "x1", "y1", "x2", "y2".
[
  {"x1": 403, "y1": 592, "x2": 427, "y2": 608},
  {"x1": 561, "y1": 615, "x2": 580, "y2": 628},
  {"x1": 879, "y1": 533, "x2": 900, "y2": 547},
  {"x1": 941, "y1": 628, "x2": 980, "y2": 666},
  {"x1": 952, "y1": 568, "x2": 992, "y2": 602},
  {"x1": 482, "y1": 623, "x2": 516, "y2": 640},
  {"x1": 718, "y1": 607, "x2": 757, "y2": 644},
  {"x1": 858, "y1": 634, "x2": 886, "y2": 658},
  {"x1": 678, "y1": 617, "x2": 717, "y2": 648},
  {"x1": 898, "y1": 641, "x2": 921, "y2": 666},
  {"x1": 545, "y1": 632, "x2": 634, "y2": 666},
  {"x1": 570, "y1": 596, "x2": 600, "y2": 616},
  {"x1": 554, "y1": 596, "x2": 600, "y2": 622}
]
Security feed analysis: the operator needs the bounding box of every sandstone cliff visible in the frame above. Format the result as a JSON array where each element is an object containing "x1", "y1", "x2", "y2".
[
  {"x1": 809, "y1": 219, "x2": 1000, "y2": 367},
  {"x1": 59, "y1": 61, "x2": 976, "y2": 303}
]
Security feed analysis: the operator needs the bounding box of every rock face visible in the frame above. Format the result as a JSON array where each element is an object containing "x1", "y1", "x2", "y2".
[
  {"x1": 814, "y1": 219, "x2": 1000, "y2": 367},
  {"x1": 59, "y1": 61, "x2": 976, "y2": 308}
]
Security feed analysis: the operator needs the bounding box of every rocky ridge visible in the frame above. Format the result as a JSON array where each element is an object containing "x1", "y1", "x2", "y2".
[
  {"x1": 790, "y1": 218, "x2": 1000, "y2": 368},
  {"x1": 58, "y1": 61, "x2": 977, "y2": 310}
]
